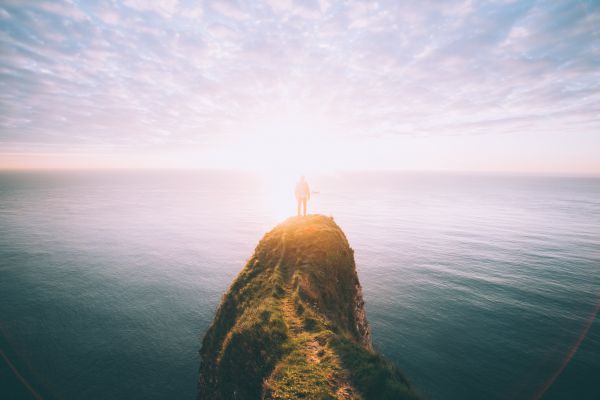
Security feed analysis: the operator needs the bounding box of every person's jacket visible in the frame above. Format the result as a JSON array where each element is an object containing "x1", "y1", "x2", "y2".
[{"x1": 295, "y1": 181, "x2": 310, "y2": 200}]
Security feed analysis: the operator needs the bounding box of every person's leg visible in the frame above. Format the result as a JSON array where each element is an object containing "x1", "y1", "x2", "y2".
[
  {"x1": 297, "y1": 199, "x2": 301, "y2": 216},
  {"x1": 302, "y1": 198, "x2": 307, "y2": 216}
]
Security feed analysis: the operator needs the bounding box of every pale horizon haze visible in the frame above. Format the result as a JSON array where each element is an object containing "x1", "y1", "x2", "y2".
[{"x1": 1, "y1": 0, "x2": 600, "y2": 174}]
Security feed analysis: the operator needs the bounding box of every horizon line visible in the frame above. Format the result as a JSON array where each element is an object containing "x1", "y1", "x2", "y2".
[{"x1": 1, "y1": 166, "x2": 599, "y2": 178}]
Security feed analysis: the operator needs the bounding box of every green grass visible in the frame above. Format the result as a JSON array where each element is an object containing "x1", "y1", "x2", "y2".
[{"x1": 198, "y1": 215, "x2": 421, "y2": 400}]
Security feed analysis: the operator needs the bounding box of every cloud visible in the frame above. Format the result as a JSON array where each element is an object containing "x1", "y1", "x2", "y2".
[
  {"x1": 0, "y1": 0, "x2": 598, "y2": 164},
  {"x1": 122, "y1": 0, "x2": 180, "y2": 18}
]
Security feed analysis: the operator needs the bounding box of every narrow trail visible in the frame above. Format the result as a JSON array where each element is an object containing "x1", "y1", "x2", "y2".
[
  {"x1": 275, "y1": 230, "x2": 355, "y2": 400},
  {"x1": 280, "y1": 296, "x2": 302, "y2": 335},
  {"x1": 281, "y1": 294, "x2": 321, "y2": 364},
  {"x1": 278, "y1": 229, "x2": 322, "y2": 365}
]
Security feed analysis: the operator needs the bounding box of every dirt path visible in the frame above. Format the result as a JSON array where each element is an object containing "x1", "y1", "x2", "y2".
[
  {"x1": 274, "y1": 231, "x2": 356, "y2": 400},
  {"x1": 281, "y1": 295, "x2": 321, "y2": 364}
]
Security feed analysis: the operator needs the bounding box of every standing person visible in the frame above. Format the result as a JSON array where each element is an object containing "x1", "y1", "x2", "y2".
[{"x1": 295, "y1": 176, "x2": 310, "y2": 216}]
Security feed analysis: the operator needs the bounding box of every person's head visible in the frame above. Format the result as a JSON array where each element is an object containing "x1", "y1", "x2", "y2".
[{"x1": 300, "y1": 175, "x2": 305, "y2": 182}]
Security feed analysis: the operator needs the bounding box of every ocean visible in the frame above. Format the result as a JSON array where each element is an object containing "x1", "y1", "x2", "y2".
[{"x1": 1, "y1": 170, "x2": 599, "y2": 400}]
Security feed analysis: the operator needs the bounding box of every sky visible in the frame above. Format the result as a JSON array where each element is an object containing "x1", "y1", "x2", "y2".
[{"x1": 0, "y1": 0, "x2": 599, "y2": 174}]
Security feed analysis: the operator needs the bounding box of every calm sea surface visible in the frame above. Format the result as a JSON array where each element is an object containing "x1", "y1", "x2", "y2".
[{"x1": 1, "y1": 171, "x2": 599, "y2": 400}]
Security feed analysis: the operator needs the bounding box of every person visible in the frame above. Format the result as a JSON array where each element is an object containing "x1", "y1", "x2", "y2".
[{"x1": 295, "y1": 176, "x2": 310, "y2": 216}]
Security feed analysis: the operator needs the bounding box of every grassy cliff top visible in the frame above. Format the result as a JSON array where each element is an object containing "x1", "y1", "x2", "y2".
[{"x1": 198, "y1": 215, "x2": 420, "y2": 400}]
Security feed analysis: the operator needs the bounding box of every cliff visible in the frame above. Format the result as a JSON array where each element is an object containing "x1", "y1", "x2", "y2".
[{"x1": 198, "y1": 215, "x2": 420, "y2": 400}]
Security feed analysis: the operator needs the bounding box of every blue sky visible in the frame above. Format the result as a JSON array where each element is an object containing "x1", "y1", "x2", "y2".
[{"x1": 1, "y1": 0, "x2": 599, "y2": 172}]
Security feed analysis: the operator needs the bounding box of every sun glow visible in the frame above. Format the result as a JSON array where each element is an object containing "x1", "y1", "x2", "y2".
[
  {"x1": 226, "y1": 109, "x2": 340, "y2": 220},
  {"x1": 241, "y1": 110, "x2": 341, "y2": 171}
]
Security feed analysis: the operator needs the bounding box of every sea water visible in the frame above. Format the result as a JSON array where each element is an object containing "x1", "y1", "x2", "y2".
[{"x1": 1, "y1": 171, "x2": 599, "y2": 399}]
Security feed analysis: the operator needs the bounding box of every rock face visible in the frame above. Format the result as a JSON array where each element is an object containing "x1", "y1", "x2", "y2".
[{"x1": 198, "y1": 215, "x2": 419, "y2": 400}]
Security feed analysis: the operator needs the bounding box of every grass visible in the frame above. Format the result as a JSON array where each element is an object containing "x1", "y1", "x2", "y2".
[{"x1": 198, "y1": 215, "x2": 421, "y2": 400}]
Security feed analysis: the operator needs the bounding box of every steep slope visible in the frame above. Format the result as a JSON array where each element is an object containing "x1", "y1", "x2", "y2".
[{"x1": 198, "y1": 215, "x2": 420, "y2": 400}]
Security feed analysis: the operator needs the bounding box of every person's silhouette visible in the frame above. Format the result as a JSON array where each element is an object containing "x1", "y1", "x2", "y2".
[{"x1": 295, "y1": 176, "x2": 310, "y2": 216}]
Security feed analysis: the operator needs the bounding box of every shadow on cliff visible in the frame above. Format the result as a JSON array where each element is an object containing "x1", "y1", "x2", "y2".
[{"x1": 198, "y1": 214, "x2": 421, "y2": 400}]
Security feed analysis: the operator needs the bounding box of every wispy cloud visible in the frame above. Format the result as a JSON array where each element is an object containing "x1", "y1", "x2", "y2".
[{"x1": 0, "y1": 0, "x2": 599, "y2": 169}]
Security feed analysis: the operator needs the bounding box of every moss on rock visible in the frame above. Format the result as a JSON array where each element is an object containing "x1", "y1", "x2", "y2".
[{"x1": 198, "y1": 215, "x2": 420, "y2": 400}]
